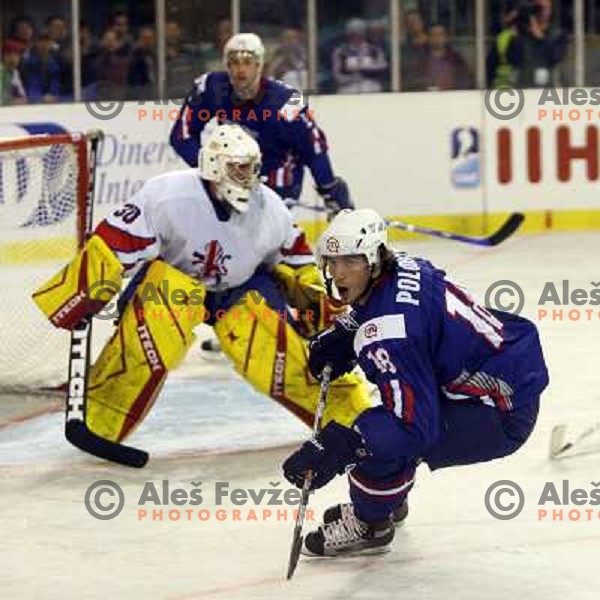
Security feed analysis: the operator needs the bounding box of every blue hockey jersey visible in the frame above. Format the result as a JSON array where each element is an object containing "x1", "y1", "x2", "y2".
[
  {"x1": 350, "y1": 252, "x2": 549, "y2": 459},
  {"x1": 169, "y1": 72, "x2": 336, "y2": 199}
]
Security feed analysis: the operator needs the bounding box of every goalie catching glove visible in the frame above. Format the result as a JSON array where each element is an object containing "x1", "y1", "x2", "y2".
[{"x1": 283, "y1": 421, "x2": 368, "y2": 490}]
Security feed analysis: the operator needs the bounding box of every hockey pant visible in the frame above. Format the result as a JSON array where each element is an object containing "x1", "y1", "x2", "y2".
[
  {"x1": 207, "y1": 270, "x2": 375, "y2": 429},
  {"x1": 349, "y1": 395, "x2": 540, "y2": 523},
  {"x1": 423, "y1": 396, "x2": 541, "y2": 469}
]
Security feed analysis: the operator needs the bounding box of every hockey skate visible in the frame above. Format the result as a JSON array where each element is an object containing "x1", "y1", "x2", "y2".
[
  {"x1": 322, "y1": 499, "x2": 408, "y2": 528},
  {"x1": 302, "y1": 511, "x2": 395, "y2": 557}
]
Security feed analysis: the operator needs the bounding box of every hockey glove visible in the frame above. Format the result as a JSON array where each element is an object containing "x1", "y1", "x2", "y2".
[
  {"x1": 308, "y1": 312, "x2": 358, "y2": 381},
  {"x1": 283, "y1": 421, "x2": 368, "y2": 490},
  {"x1": 316, "y1": 177, "x2": 354, "y2": 219}
]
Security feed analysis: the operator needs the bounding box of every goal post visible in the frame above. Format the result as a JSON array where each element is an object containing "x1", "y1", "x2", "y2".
[{"x1": 0, "y1": 131, "x2": 95, "y2": 391}]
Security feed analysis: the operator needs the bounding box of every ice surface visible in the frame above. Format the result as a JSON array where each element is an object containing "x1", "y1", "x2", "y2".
[{"x1": 1, "y1": 232, "x2": 599, "y2": 599}]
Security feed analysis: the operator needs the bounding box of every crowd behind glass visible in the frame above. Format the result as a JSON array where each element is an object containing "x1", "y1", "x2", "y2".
[{"x1": 1, "y1": 0, "x2": 599, "y2": 106}]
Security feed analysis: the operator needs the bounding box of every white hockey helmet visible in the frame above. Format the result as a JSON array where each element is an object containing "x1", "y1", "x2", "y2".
[
  {"x1": 317, "y1": 208, "x2": 388, "y2": 267},
  {"x1": 223, "y1": 33, "x2": 265, "y2": 69},
  {"x1": 199, "y1": 124, "x2": 262, "y2": 213}
]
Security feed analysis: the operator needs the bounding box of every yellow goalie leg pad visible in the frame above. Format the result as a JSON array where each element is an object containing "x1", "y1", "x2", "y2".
[
  {"x1": 86, "y1": 260, "x2": 206, "y2": 442},
  {"x1": 31, "y1": 234, "x2": 123, "y2": 329},
  {"x1": 214, "y1": 292, "x2": 374, "y2": 428}
]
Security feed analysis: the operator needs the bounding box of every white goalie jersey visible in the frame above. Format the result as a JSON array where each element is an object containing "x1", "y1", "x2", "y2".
[{"x1": 94, "y1": 169, "x2": 313, "y2": 290}]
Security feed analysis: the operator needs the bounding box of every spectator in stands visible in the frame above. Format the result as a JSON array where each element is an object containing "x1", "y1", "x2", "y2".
[
  {"x1": 45, "y1": 16, "x2": 72, "y2": 99},
  {"x1": 128, "y1": 26, "x2": 157, "y2": 99},
  {"x1": 8, "y1": 17, "x2": 35, "y2": 61},
  {"x1": 79, "y1": 22, "x2": 100, "y2": 99},
  {"x1": 367, "y1": 18, "x2": 390, "y2": 90},
  {"x1": 401, "y1": 9, "x2": 429, "y2": 90},
  {"x1": 1, "y1": 39, "x2": 27, "y2": 105},
  {"x1": 109, "y1": 11, "x2": 134, "y2": 56},
  {"x1": 45, "y1": 16, "x2": 68, "y2": 53},
  {"x1": 166, "y1": 20, "x2": 199, "y2": 99},
  {"x1": 422, "y1": 24, "x2": 473, "y2": 90},
  {"x1": 487, "y1": 0, "x2": 567, "y2": 88},
  {"x1": 19, "y1": 31, "x2": 62, "y2": 103},
  {"x1": 332, "y1": 18, "x2": 388, "y2": 94},
  {"x1": 94, "y1": 29, "x2": 130, "y2": 94},
  {"x1": 267, "y1": 28, "x2": 308, "y2": 89},
  {"x1": 368, "y1": 18, "x2": 389, "y2": 53},
  {"x1": 201, "y1": 19, "x2": 233, "y2": 72}
]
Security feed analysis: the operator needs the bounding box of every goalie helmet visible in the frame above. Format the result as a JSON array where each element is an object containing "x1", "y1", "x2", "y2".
[
  {"x1": 317, "y1": 208, "x2": 388, "y2": 267},
  {"x1": 199, "y1": 124, "x2": 262, "y2": 213},
  {"x1": 223, "y1": 33, "x2": 265, "y2": 69}
]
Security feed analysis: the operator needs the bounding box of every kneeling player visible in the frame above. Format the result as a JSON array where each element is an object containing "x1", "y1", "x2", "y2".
[
  {"x1": 282, "y1": 208, "x2": 549, "y2": 557},
  {"x1": 32, "y1": 125, "x2": 373, "y2": 452}
]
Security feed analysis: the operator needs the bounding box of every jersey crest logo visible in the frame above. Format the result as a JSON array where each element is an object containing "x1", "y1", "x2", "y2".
[{"x1": 192, "y1": 240, "x2": 232, "y2": 281}]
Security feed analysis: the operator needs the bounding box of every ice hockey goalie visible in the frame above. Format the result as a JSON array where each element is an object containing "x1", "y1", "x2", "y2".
[{"x1": 32, "y1": 124, "x2": 373, "y2": 443}]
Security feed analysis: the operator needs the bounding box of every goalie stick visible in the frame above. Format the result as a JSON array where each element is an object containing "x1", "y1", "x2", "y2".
[
  {"x1": 286, "y1": 364, "x2": 332, "y2": 580},
  {"x1": 549, "y1": 422, "x2": 600, "y2": 459},
  {"x1": 65, "y1": 130, "x2": 149, "y2": 468},
  {"x1": 288, "y1": 201, "x2": 525, "y2": 247}
]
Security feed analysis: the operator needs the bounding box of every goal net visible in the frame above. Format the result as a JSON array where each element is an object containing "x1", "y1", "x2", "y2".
[{"x1": 0, "y1": 133, "x2": 91, "y2": 391}]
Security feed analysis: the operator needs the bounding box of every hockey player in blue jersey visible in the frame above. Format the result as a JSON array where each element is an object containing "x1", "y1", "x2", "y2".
[
  {"x1": 282, "y1": 208, "x2": 549, "y2": 557},
  {"x1": 169, "y1": 32, "x2": 351, "y2": 212}
]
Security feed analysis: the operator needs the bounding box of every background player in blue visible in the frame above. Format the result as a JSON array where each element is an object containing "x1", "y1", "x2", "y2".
[
  {"x1": 282, "y1": 208, "x2": 549, "y2": 557},
  {"x1": 169, "y1": 32, "x2": 352, "y2": 213}
]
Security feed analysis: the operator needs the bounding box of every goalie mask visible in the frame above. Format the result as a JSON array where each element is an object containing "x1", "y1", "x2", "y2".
[
  {"x1": 199, "y1": 124, "x2": 262, "y2": 213},
  {"x1": 316, "y1": 209, "x2": 388, "y2": 304}
]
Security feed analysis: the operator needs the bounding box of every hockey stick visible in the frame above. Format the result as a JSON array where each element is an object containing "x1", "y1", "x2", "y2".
[
  {"x1": 288, "y1": 201, "x2": 525, "y2": 247},
  {"x1": 65, "y1": 130, "x2": 149, "y2": 468},
  {"x1": 286, "y1": 364, "x2": 332, "y2": 580},
  {"x1": 386, "y1": 213, "x2": 525, "y2": 247},
  {"x1": 549, "y1": 422, "x2": 600, "y2": 460}
]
